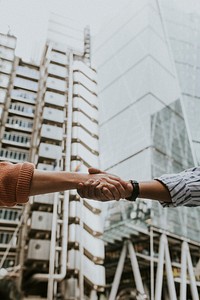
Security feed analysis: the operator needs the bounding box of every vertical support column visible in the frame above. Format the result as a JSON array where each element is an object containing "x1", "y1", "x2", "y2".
[
  {"x1": 127, "y1": 240, "x2": 147, "y2": 298},
  {"x1": 180, "y1": 241, "x2": 187, "y2": 300},
  {"x1": 47, "y1": 192, "x2": 59, "y2": 300},
  {"x1": 150, "y1": 227, "x2": 154, "y2": 300},
  {"x1": 187, "y1": 246, "x2": 199, "y2": 300},
  {"x1": 164, "y1": 237, "x2": 177, "y2": 300},
  {"x1": 155, "y1": 234, "x2": 177, "y2": 300},
  {"x1": 109, "y1": 242, "x2": 127, "y2": 300},
  {"x1": 155, "y1": 234, "x2": 165, "y2": 300},
  {"x1": 90, "y1": 289, "x2": 98, "y2": 300},
  {"x1": 79, "y1": 197, "x2": 84, "y2": 300}
]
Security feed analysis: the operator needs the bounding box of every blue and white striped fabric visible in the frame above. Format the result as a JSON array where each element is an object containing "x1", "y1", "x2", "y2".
[{"x1": 155, "y1": 167, "x2": 200, "y2": 207}]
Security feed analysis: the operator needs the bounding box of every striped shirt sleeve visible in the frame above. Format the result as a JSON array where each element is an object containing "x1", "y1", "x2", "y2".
[{"x1": 155, "y1": 167, "x2": 200, "y2": 207}]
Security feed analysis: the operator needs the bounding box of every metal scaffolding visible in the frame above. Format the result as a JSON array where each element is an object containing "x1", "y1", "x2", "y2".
[{"x1": 103, "y1": 222, "x2": 200, "y2": 300}]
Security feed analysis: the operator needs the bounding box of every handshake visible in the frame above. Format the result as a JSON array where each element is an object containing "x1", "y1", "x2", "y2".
[{"x1": 77, "y1": 167, "x2": 134, "y2": 201}]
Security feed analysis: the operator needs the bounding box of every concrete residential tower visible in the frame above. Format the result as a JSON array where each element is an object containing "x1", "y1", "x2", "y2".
[{"x1": 0, "y1": 27, "x2": 104, "y2": 299}]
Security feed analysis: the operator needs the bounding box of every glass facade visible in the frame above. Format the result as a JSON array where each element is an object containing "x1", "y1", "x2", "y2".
[
  {"x1": 93, "y1": 0, "x2": 200, "y2": 242},
  {"x1": 93, "y1": 2, "x2": 200, "y2": 297}
]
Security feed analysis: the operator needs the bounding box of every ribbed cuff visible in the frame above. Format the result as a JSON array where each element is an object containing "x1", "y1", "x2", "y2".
[{"x1": 16, "y1": 162, "x2": 35, "y2": 204}]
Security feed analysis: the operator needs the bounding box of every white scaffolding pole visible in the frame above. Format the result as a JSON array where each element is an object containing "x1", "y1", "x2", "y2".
[
  {"x1": 127, "y1": 240, "x2": 147, "y2": 298},
  {"x1": 180, "y1": 241, "x2": 187, "y2": 300},
  {"x1": 109, "y1": 242, "x2": 127, "y2": 300},
  {"x1": 164, "y1": 236, "x2": 177, "y2": 300},
  {"x1": 180, "y1": 241, "x2": 199, "y2": 300},
  {"x1": 155, "y1": 234, "x2": 165, "y2": 300},
  {"x1": 47, "y1": 192, "x2": 59, "y2": 300},
  {"x1": 109, "y1": 240, "x2": 148, "y2": 300},
  {"x1": 155, "y1": 234, "x2": 177, "y2": 300}
]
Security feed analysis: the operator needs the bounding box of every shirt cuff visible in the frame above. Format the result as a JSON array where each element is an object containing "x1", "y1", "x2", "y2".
[{"x1": 154, "y1": 174, "x2": 192, "y2": 207}]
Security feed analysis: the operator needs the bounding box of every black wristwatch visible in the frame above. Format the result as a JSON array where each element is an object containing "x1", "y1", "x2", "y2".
[{"x1": 126, "y1": 180, "x2": 140, "y2": 202}]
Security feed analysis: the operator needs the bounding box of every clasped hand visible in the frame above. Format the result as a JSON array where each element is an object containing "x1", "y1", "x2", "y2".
[{"x1": 77, "y1": 168, "x2": 133, "y2": 201}]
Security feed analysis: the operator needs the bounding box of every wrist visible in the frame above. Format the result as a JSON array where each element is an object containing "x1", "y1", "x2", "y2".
[{"x1": 125, "y1": 180, "x2": 140, "y2": 202}]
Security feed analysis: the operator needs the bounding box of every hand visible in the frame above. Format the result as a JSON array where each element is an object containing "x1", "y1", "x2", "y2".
[{"x1": 77, "y1": 167, "x2": 133, "y2": 201}]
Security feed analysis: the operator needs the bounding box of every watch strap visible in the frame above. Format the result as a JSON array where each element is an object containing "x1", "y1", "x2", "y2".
[{"x1": 126, "y1": 180, "x2": 140, "y2": 202}]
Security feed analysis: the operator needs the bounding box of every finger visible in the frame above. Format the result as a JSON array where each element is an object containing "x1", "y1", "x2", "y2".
[
  {"x1": 87, "y1": 180, "x2": 100, "y2": 199},
  {"x1": 102, "y1": 187, "x2": 115, "y2": 200},
  {"x1": 77, "y1": 183, "x2": 83, "y2": 196},
  {"x1": 95, "y1": 183, "x2": 120, "y2": 200},
  {"x1": 78, "y1": 179, "x2": 94, "y2": 198},
  {"x1": 88, "y1": 167, "x2": 104, "y2": 174},
  {"x1": 100, "y1": 178, "x2": 126, "y2": 199}
]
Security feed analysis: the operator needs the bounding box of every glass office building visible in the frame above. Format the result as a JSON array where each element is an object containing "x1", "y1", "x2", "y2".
[{"x1": 93, "y1": 0, "x2": 200, "y2": 298}]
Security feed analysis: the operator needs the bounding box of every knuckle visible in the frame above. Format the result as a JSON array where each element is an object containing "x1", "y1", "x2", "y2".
[
  {"x1": 110, "y1": 185, "x2": 116, "y2": 192},
  {"x1": 115, "y1": 182, "x2": 121, "y2": 188}
]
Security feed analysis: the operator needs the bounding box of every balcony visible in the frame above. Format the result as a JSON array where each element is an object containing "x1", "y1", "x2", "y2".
[
  {"x1": 50, "y1": 51, "x2": 68, "y2": 65},
  {"x1": 30, "y1": 211, "x2": 53, "y2": 231},
  {"x1": 69, "y1": 224, "x2": 105, "y2": 260},
  {"x1": 73, "y1": 71, "x2": 97, "y2": 94},
  {"x1": 73, "y1": 84, "x2": 98, "y2": 107},
  {"x1": 73, "y1": 111, "x2": 98, "y2": 136},
  {"x1": 41, "y1": 124, "x2": 63, "y2": 141},
  {"x1": 11, "y1": 89, "x2": 36, "y2": 104},
  {"x1": 0, "y1": 88, "x2": 6, "y2": 103},
  {"x1": 71, "y1": 142, "x2": 98, "y2": 169},
  {"x1": 73, "y1": 96, "x2": 98, "y2": 120},
  {"x1": 0, "y1": 59, "x2": 13, "y2": 74},
  {"x1": 38, "y1": 143, "x2": 62, "y2": 160},
  {"x1": 72, "y1": 126, "x2": 99, "y2": 152},
  {"x1": 33, "y1": 193, "x2": 54, "y2": 205},
  {"x1": 37, "y1": 163, "x2": 55, "y2": 171},
  {"x1": 0, "y1": 232, "x2": 17, "y2": 247},
  {"x1": 27, "y1": 239, "x2": 51, "y2": 261},
  {"x1": 0, "y1": 209, "x2": 21, "y2": 221},
  {"x1": 47, "y1": 63, "x2": 68, "y2": 78},
  {"x1": 0, "y1": 148, "x2": 29, "y2": 163},
  {"x1": 46, "y1": 76, "x2": 66, "y2": 92},
  {"x1": 73, "y1": 61, "x2": 97, "y2": 82},
  {"x1": 6, "y1": 117, "x2": 33, "y2": 132},
  {"x1": 44, "y1": 91, "x2": 66, "y2": 108},
  {"x1": 42, "y1": 107, "x2": 65, "y2": 123},
  {"x1": 0, "y1": 34, "x2": 16, "y2": 49},
  {"x1": 14, "y1": 77, "x2": 38, "y2": 92},
  {"x1": 2, "y1": 132, "x2": 31, "y2": 148},
  {"x1": 16, "y1": 66, "x2": 39, "y2": 80},
  {"x1": 69, "y1": 201, "x2": 103, "y2": 234},
  {"x1": 0, "y1": 73, "x2": 10, "y2": 88},
  {"x1": 9, "y1": 103, "x2": 35, "y2": 118},
  {"x1": 0, "y1": 46, "x2": 15, "y2": 61},
  {"x1": 68, "y1": 250, "x2": 105, "y2": 287}
]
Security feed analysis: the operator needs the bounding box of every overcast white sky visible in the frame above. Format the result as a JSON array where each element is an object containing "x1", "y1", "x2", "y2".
[
  {"x1": 0, "y1": 0, "x2": 133, "y2": 61},
  {"x1": 0, "y1": 0, "x2": 200, "y2": 62}
]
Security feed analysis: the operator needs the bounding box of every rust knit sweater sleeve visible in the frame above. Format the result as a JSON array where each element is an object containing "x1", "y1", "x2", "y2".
[{"x1": 0, "y1": 162, "x2": 35, "y2": 207}]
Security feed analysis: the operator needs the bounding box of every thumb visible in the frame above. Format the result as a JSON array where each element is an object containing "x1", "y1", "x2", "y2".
[{"x1": 88, "y1": 167, "x2": 105, "y2": 174}]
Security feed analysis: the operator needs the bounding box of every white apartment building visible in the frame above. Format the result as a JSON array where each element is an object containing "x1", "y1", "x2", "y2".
[{"x1": 0, "y1": 29, "x2": 105, "y2": 300}]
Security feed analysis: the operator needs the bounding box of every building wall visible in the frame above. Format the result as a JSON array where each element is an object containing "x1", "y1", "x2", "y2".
[
  {"x1": 0, "y1": 33, "x2": 39, "y2": 272},
  {"x1": 0, "y1": 30, "x2": 105, "y2": 299},
  {"x1": 160, "y1": 0, "x2": 200, "y2": 164},
  {"x1": 93, "y1": 0, "x2": 199, "y2": 240},
  {"x1": 93, "y1": 1, "x2": 200, "y2": 297}
]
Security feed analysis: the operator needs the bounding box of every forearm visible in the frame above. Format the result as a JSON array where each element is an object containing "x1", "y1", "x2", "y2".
[
  {"x1": 29, "y1": 169, "x2": 90, "y2": 196},
  {"x1": 138, "y1": 180, "x2": 171, "y2": 203}
]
